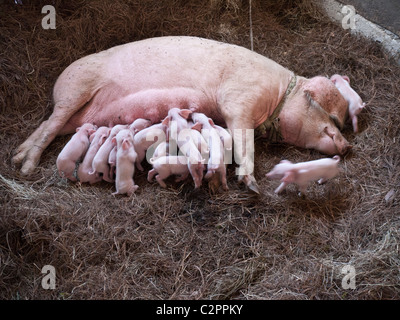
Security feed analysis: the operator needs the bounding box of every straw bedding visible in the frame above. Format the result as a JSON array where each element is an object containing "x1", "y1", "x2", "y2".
[{"x1": 0, "y1": 0, "x2": 399, "y2": 299}]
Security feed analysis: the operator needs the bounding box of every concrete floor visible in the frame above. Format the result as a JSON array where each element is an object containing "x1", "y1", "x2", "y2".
[
  {"x1": 321, "y1": 0, "x2": 400, "y2": 63},
  {"x1": 339, "y1": 0, "x2": 399, "y2": 37}
]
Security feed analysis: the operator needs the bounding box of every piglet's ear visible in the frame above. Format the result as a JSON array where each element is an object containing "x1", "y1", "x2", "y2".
[
  {"x1": 99, "y1": 134, "x2": 107, "y2": 146},
  {"x1": 89, "y1": 133, "x2": 96, "y2": 143},
  {"x1": 111, "y1": 137, "x2": 117, "y2": 145},
  {"x1": 342, "y1": 75, "x2": 350, "y2": 83},
  {"x1": 179, "y1": 109, "x2": 192, "y2": 119},
  {"x1": 191, "y1": 122, "x2": 202, "y2": 132},
  {"x1": 76, "y1": 127, "x2": 81, "y2": 132},
  {"x1": 122, "y1": 139, "x2": 131, "y2": 151},
  {"x1": 208, "y1": 118, "x2": 216, "y2": 127},
  {"x1": 161, "y1": 116, "x2": 170, "y2": 126},
  {"x1": 88, "y1": 129, "x2": 97, "y2": 136}
]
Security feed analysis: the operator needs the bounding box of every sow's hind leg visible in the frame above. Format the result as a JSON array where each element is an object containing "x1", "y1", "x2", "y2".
[{"x1": 13, "y1": 89, "x2": 93, "y2": 176}]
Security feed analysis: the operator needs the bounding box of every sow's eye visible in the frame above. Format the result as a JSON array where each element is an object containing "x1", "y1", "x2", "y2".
[{"x1": 329, "y1": 115, "x2": 343, "y2": 130}]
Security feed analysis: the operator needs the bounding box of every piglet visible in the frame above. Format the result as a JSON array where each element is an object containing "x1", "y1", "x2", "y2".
[
  {"x1": 164, "y1": 108, "x2": 192, "y2": 141},
  {"x1": 128, "y1": 118, "x2": 152, "y2": 134},
  {"x1": 77, "y1": 126, "x2": 110, "y2": 184},
  {"x1": 56, "y1": 123, "x2": 97, "y2": 181},
  {"x1": 266, "y1": 156, "x2": 340, "y2": 195},
  {"x1": 187, "y1": 121, "x2": 209, "y2": 160},
  {"x1": 107, "y1": 120, "x2": 150, "y2": 181},
  {"x1": 214, "y1": 124, "x2": 233, "y2": 163},
  {"x1": 150, "y1": 141, "x2": 169, "y2": 162},
  {"x1": 331, "y1": 74, "x2": 365, "y2": 133},
  {"x1": 191, "y1": 112, "x2": 228, "y2": 190},
  {"x1": 148, "y1": 155, "x2": 189, "y2": 188},
  {"x1": 164, "y1": 111, "x2": 204, "y2": 189},
  {"x1": 133, "y1": 123, "x2": 167, "y2": 171},
  {"x1": 91, "y1": 124, "x2": 128, "y2": 182},
  {"x1": 107, "y1": 145, "x2": 118, "y2": 180},
  {"x1": 112, "y1": 129, "x2": 139, "y2": 196}
]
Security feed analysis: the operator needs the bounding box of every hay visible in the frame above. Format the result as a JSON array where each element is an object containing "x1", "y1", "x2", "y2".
[{"x1": 1, "y1": 0, "x2": 399, "y2": 299}]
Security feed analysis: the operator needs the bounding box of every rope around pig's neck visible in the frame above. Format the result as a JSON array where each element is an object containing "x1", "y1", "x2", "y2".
[{"x1": 255, "y1": 74, "x2": 297, "y2": 142}]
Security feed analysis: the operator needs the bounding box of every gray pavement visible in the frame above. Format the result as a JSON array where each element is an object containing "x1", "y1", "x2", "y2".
[{"x1": 339, "y1": 0, "x2": 399, "y2": 36}]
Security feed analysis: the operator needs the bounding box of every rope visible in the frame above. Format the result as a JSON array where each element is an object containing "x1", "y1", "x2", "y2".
[{"x1": 249, "y1": 0, "x2": 254, "y2": 51}]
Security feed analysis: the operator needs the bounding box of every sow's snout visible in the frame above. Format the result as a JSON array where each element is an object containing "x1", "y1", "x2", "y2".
[{"x1": 321, "y1": 125, "x2": 352, "y2": 156}]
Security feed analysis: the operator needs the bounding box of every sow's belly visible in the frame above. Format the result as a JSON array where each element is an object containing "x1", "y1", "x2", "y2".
[{"x1": 64, "y1": 86, "x2": 222, "y2": 132}]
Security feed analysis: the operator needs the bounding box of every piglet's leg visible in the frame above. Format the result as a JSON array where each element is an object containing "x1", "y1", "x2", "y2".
[
  {"x1": 298, "y1": 184, "x2": 308, "y2": 195},
  {"x1": 147, "y1": 169, "x2": 157, "y2": 182},
  {"x1": 275, "y1": 181, "x2": 288, "y2": 194},
  {"x1": 175, "y1": 172, "x2": 189, "y2": 182},
  {"x1": 352, "y1": 116, "x2": 358, "y2": 133},
  {"x1": 220, "y1": 169, "x2": 229, "y2": 191},
  {"x1": 155, "y1": 175, "x2": 167, "y2": 188}
]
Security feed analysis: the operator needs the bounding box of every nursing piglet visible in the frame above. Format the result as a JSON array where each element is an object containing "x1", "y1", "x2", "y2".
[
  {"x1": 191, "y1": 113, "x2": 228, "y2": 190},
  {"x1": 112, "y1": 129, "x2": 139, "y2": 195},
  {"x1": 91, "y1": 124, "x2": 128, "y2": 182},
  {"x1": 77, "y1": 126, "x2": 110, "y2": 183},
  {"x1": 214, "y1": 124, "x2": 232, "y2": 152},
  {"x1": 108, "y1": 145, "x2": 118, "y2": 180},
  {"x1": 266, "y1": 156, "x2": 340, "y2": 195},
  {"x1": 164, "y1": 108, "x2": 192, "y2": 140},
  {"x1": 150, "y1": 141, "x2": 169, "y2": 162},
  {"x1": 148, "y1": 155, "x2": 189, "y2": 188},
  {"x1": 133, "y1": 123, "x2": 167, "y2": 171},
  {"x1": 128, "y1": 118, "x2": 152, "y2": 134},
  {"x1": 164, "y1": 109, "x2": 204, "y2": 188},
  {"x1": 187, "y1": 121, "x2": 209, "y2": 160},
  {"x1": 56, "y1": 123, "x2": 97, "y2": 181},
  {"x1": 114, "y1": 118, "x2": 151, "y2": 176},
  {"x1": 331, "y1": 74, "x2": 365, "y2": 133}
]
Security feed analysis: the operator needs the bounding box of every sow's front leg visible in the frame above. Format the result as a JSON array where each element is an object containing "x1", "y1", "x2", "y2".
[{"x1": 223, "y1": 113, "x2": 259, "y2": 194}]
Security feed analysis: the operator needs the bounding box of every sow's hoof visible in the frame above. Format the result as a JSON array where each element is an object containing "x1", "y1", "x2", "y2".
[
  {"x1": 239, "y1": 174, "x2": 260, "y2": 194},
  {"x1": 247, "y1": 181, "x2": 260, "y2": 194}
]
